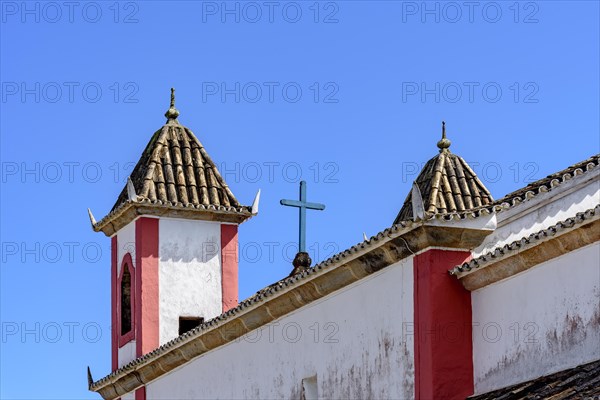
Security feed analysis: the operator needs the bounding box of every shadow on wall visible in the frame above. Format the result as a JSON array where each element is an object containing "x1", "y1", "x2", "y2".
[{"x1": 160, "y1": 236, "x2": 221, "y2": 264}]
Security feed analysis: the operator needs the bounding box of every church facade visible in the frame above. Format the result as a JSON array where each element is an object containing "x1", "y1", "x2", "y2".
[{"x1": 88, "y1": 91, "x2": 600, "y2": 399}]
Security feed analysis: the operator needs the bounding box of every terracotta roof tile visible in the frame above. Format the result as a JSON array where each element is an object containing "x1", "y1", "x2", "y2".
[
  {"x1": 111, "y1": 120, "x2": 240, "y2": 212},
  {"x1": 91, "y1": 90, "x2": 251, "y2": 235},
  {"x1": 395, "y1": 131, "x2": 598, "y2": 224},
  {"x1": 394, "y1": 150, "x2": 493, "y2": 224},
  {"x1": 491, "y1": 154, "x2": 599, "y2": 209}
]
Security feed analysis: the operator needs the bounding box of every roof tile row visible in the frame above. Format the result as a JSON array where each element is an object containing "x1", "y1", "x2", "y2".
[{"x1": 450, "y1": 204, "x2": 600, "y2": 276}]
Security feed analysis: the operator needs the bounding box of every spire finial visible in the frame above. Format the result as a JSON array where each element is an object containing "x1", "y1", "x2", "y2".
[
  {"x1": 437, "y1": 120, "x2": 451, "y2": 152},
  {"x1": 165, "y1": 87, "x2": 180, "y2": 121}
]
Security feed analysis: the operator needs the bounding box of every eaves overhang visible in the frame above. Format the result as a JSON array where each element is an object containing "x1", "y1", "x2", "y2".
[{"x1": 91, "y1": 198, "x2": 253, "y2": 237}]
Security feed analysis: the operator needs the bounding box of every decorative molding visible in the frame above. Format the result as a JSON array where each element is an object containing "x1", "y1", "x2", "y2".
[{"x1": 92, "y1": 200, "x2": 253, "y2": 237}]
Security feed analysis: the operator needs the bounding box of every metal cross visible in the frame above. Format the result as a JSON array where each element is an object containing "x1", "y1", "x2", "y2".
[{"x1": 280, "y1": 181, "x2": 326, "y2": 253}]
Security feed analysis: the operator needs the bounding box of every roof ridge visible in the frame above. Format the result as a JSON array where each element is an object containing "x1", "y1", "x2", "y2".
[
  {"x1": 139, "y1": 125, "x2": 170, "y2": 200},
  {"x1": 449, "y1": 203, "x2": 600, "y2": 276},
  {"x1": 397, "y1": 153, "x2": 599, "y2": 224},
  {"x1": 492, "y1": 153, "x2": 599, "y2": 207}
]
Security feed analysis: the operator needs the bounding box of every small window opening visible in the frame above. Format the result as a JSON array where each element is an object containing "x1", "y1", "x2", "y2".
[
  {"x1": 120, "y1": 266, "x2": 132, "y2": 335},
  {"x1": 179, "y1": 317, "x2": 204, "y2": 335},
  {"x1": 301, "y1": 375, "x2": 318, "y2": 400}
]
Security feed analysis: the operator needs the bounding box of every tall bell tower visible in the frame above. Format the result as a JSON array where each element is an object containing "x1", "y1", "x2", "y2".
[{"x1": 88, "y1": 89, "x2": 257, "y2": 370}]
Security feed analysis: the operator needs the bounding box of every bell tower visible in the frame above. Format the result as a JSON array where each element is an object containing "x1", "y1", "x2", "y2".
[
  {"x1": 394, "y1": 122, "x2": 495, "y2": 399},
  {"x1": 88, "y1": 89, "x2": 257, "y2": 370}
]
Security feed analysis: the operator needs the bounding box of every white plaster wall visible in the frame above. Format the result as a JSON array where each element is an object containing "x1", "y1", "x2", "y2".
[
  {"x1": 117, "y1": 220, "x2": 136, "y2": 275},
  {"x1": 121, "y1": 392, "x2": 135, "y2": 400},
  {"x1": 158, "y1": 218, "x2": 223, "y2": 345},
  {"x1": 146, "y1": 258, "x2": 415, "y2": 399},
  {"x1": 118, "y1": 341, "x2": 137, "y2": 368},
  {"x1": 474, "y1": 171, "x2": 599, "y2": 257},
  {"x1": 472, "y1": 243, "x2": 600, "y2": 394}
]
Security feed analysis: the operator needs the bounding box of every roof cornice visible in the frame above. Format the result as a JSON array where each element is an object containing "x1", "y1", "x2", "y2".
[
  {"x1": 491, "y1": 154, "x2": 599, "y2": 213},
  {"x1": 92, "y1": 198, "x2": 253, "y2": 236},
  {"x1": 450, "y1": 204, "x2": 600, "y2": 290}
]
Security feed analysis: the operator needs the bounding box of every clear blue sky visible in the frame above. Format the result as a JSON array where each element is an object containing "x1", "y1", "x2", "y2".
[{"x1": 1, "y1": 1, "x2": 598, "y2": 398}]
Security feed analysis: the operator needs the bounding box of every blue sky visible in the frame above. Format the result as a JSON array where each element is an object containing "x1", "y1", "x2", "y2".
[{"x1": 1, "y1": 1, "x2": 598, "y2": 398}]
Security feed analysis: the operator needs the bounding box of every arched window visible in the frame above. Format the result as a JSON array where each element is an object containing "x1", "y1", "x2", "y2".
[
  {"x1": 121, "y1": 266, "x2": 132, "y2": 335},
  {"x1": 118, "y1": 253, "x2": 135, "y2": 345}
]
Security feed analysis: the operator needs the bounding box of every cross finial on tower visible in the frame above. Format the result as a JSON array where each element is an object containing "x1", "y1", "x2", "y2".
[
  {"x1": 280, "y1": 181, "x2": 326, "y2": 273},
  {"x1": 165, "y1": 87, "x2": 180, "y2": 122},
  {"x1": 437, "y1": 121, "x2": 451, "y2": 152}
]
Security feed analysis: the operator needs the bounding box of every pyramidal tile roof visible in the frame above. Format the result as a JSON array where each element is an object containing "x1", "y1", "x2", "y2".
[
  {"x1": 394, "y1": 122, "x2": 493, "y2": 224},
  {"x1": 111, "y1": 94, "x2": 240, "y2": 212},
  {"x1": 91, "y1": 89, "x2": 252, "y2": 236}
]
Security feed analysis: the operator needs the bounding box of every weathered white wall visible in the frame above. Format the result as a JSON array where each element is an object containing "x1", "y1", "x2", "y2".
[
  {"x1": 118, "y1": 341, "x2": 136, "y2": 368},
  {"x1": 474, "y1": 170, "x2": 599, "y2": 257},
  {"x1": 146, "y1": 258, "x2": 415, "y2": 399},
  {"x1": 121, "y1": 392, "x2": 135, "y2": 400},
  {"x1": 471, "y1": 243, "x2": 600, "y2": 394},
  {"x1": 158, "y1": 218, "x2": 223, "y2": 345}
]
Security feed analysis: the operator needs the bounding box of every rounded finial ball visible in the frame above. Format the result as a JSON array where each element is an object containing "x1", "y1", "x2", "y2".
[
  {"x1": 437, "y1": 137, "x2": 451, "y2": 150},
  {"x1": 292, "y1": 252, "x2": 312, "y2": 269},
  {"x1": 437, "y1": 121, "x2": 451, "y2": 151},
  {"x1": 165, "y1": 107, "x2": 180, "y2": 120}
]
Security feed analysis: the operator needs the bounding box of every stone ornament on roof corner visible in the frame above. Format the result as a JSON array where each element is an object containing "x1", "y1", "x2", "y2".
[
  {"x1": 90, "y1": 88, "x2": 253, "y2": 236},
  {"x1": 394, "y1": 122, "x2": 494, "y2": 224},
  {"x1": 251, "y1": 189, "x2": 261, "y2": 215}
]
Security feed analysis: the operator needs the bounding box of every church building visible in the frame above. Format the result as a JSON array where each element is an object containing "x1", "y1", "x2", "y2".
[{"x1": 87, "y1": 90, "x2": 600, "y2": 399}]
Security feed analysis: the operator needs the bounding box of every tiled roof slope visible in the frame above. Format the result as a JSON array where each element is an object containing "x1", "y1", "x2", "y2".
[
  {"x1": 111, "y1": 91, "x2": 242, "y2": 212},
  {"x1": 492, "y1": 153, "x2": 600, "y2": 209},
  {"x1": 394, "y1": 124, "x2": 493, "y2": 223},
  {"x1": 469, "y1": 359, "x2": 600, "y2": 400}
]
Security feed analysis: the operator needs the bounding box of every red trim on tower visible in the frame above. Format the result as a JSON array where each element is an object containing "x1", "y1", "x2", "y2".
[
  {"x1": 220, "y1": 224, "x2": 239, "y2": 312},
  {"x1": 135, "y1": 217, "x2": 160, "y2": 357},
  {"x1": 111, "y1": 236, "x2": 118, "y2": 371},
  {"x1": 414, "y1": 249, "x2": 474, "y2": 400},
  {"x1": 135, "y1": 386, "x2": 146, "y2": 400},
  {"x1": 117, "y1": 253, "x2": 135, "y2": 347}
]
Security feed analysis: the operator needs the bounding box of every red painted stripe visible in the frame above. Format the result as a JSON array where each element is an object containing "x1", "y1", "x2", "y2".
[
  {"x1": 220, "y1": 224, "x2": 239, "y2": 312},
  {"x1": 135, "y1": 386, "x2": 146, "y2": 400},
  {"x1": 111, "y1": 236, "x2": 118, "y2": 371},
  {"x1": 135, "y1": 217, "x2": 160, "y2": 357},
  {"x1": 414, "y1": 249, "x2": 474, "y2": 399}
]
